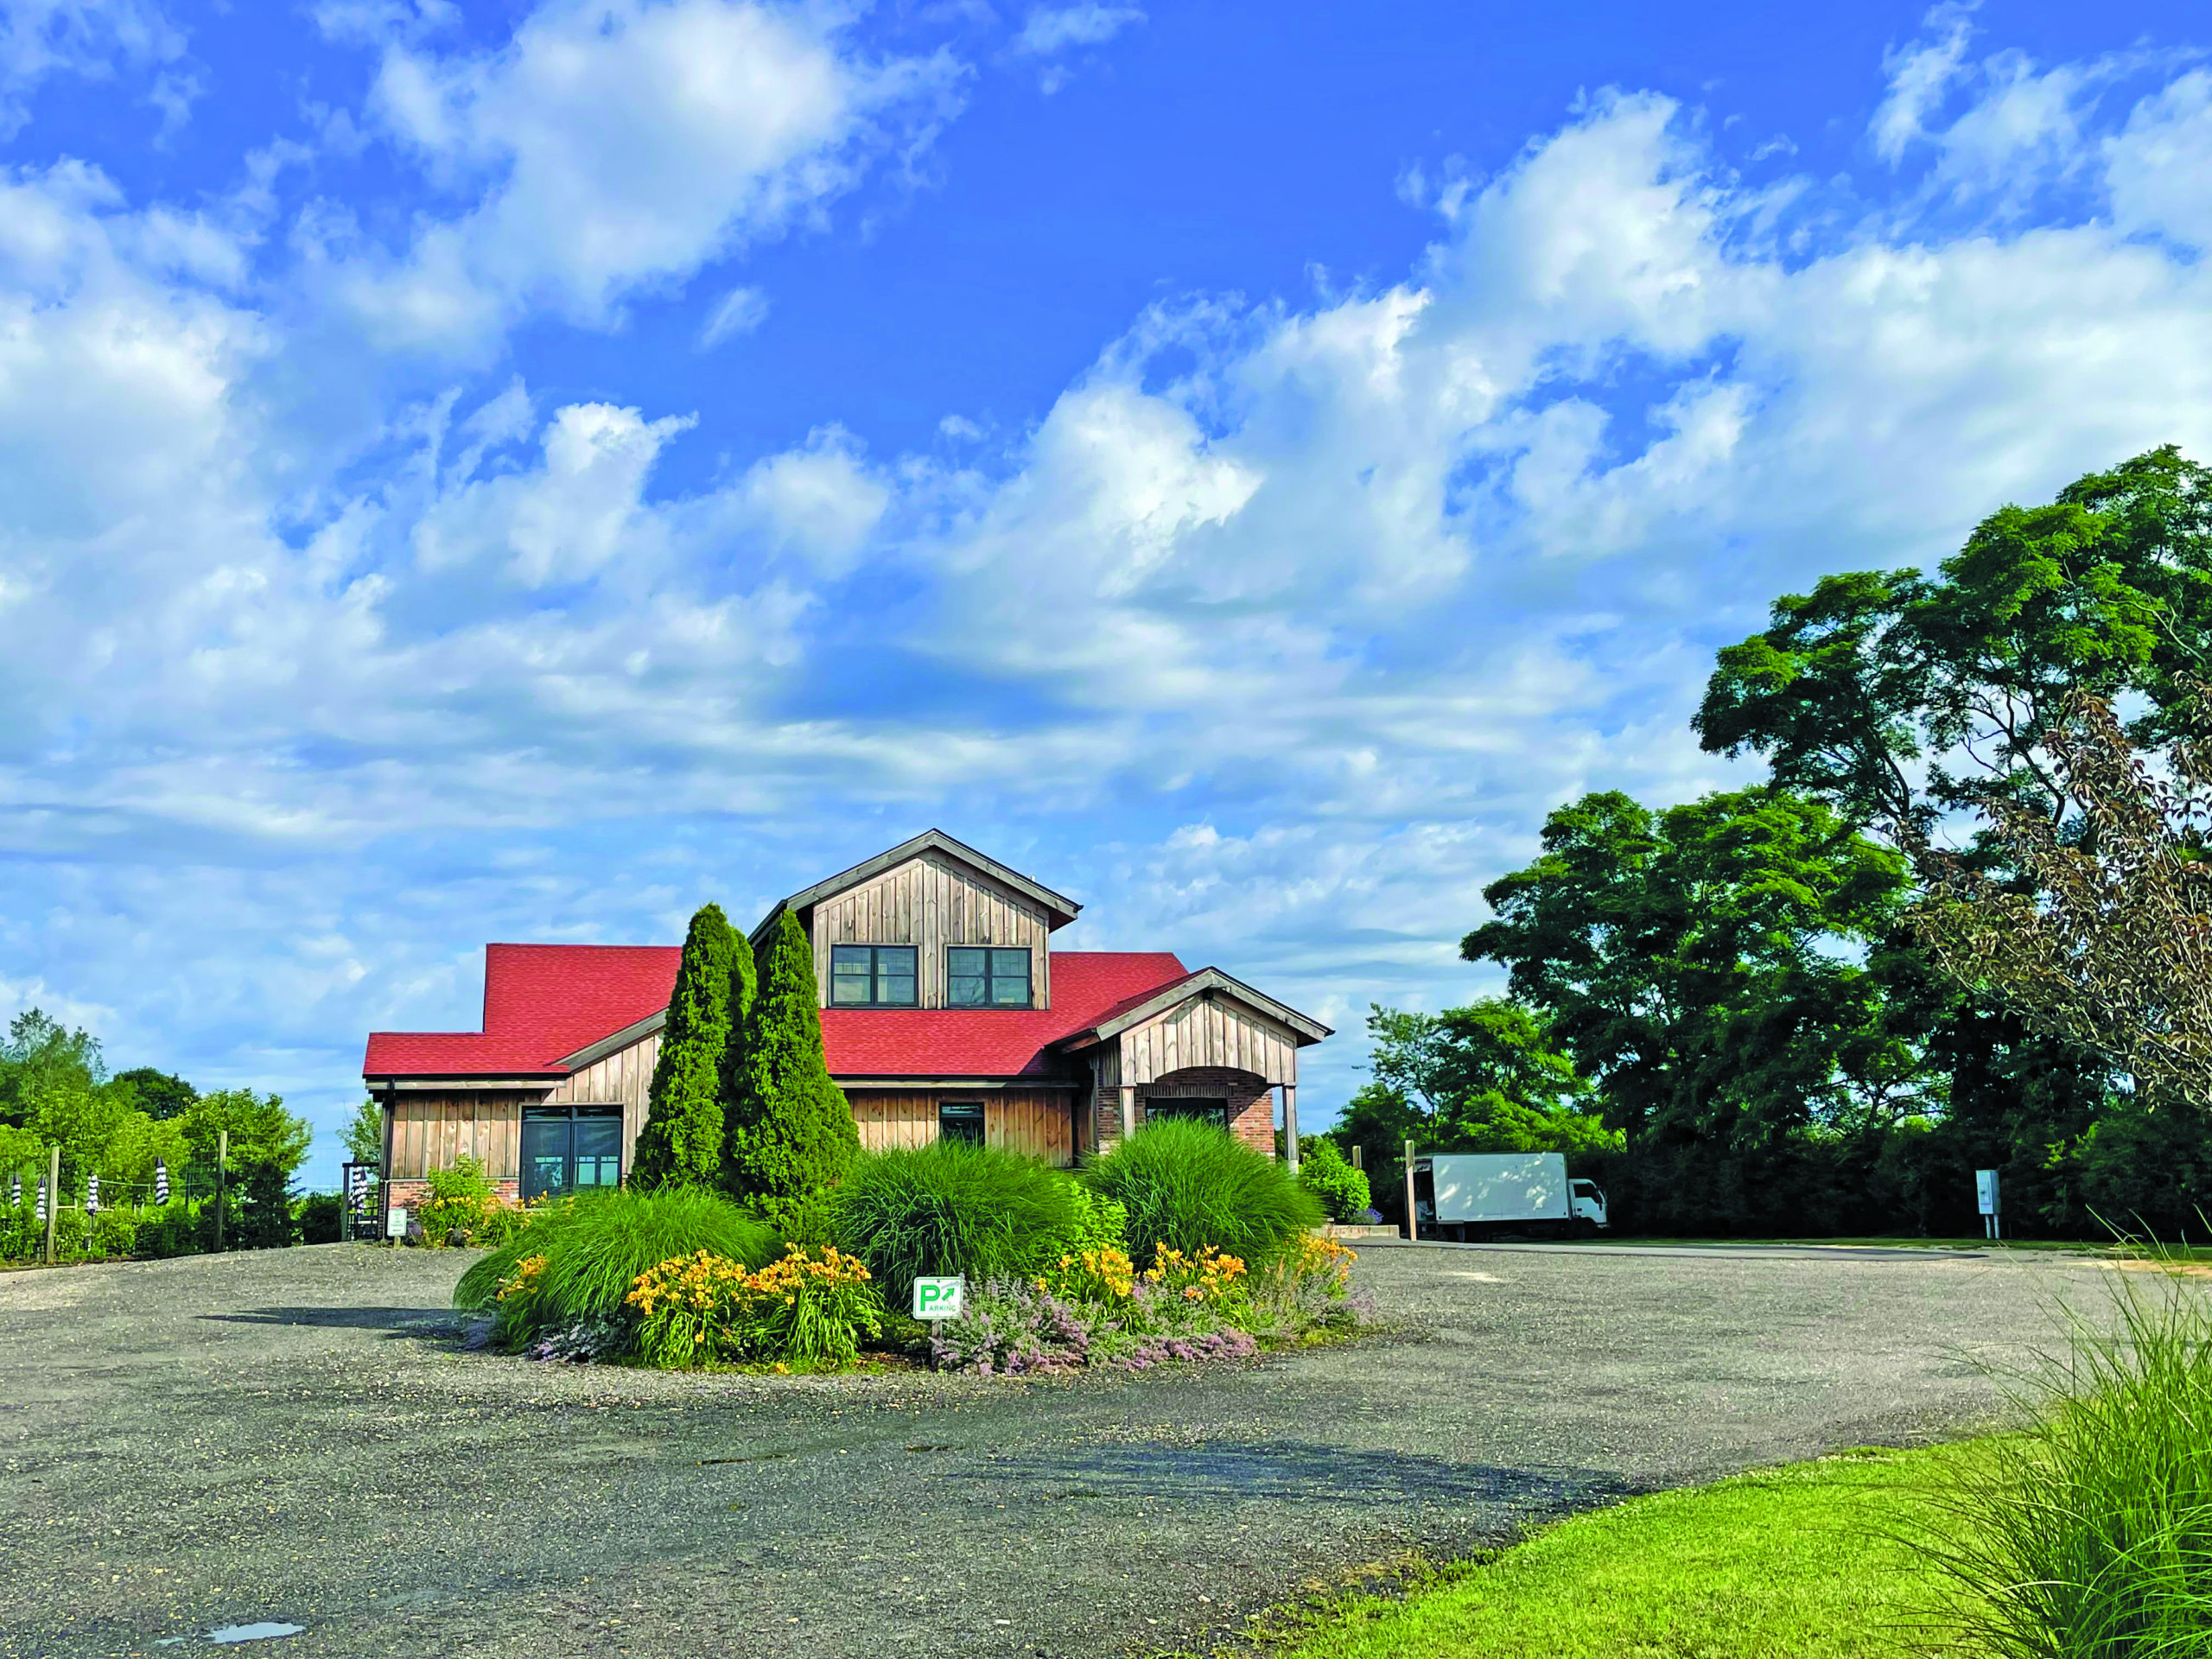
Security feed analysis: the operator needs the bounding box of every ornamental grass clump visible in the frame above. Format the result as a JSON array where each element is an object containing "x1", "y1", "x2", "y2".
[
  {"x1": 830, "y1": 1138, "x2": 1084, "y2": 1307},
  {"x1": 1081, "y1": 1117, "x2": 1324, "y2": 1271},
  {"x1": 454, "y1": 1185, "x2": 779, "y2": 1348},
  {"x1": 627, "y1": 1245, "x2": 882, "y2": 1370},
  {"x1": 1925, "y1": 1260, "x2": 2212, "y2": 1656}
]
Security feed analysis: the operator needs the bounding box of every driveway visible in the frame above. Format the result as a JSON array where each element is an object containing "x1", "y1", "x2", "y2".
[{"x1": 0, "y1": 1238, "x2": 2112, "y2": 1658}]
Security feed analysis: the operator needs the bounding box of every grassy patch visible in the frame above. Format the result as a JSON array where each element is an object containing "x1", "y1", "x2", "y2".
[{"x1": 1273, "y1": 1445, "x2": 1974, "y2": 1659}]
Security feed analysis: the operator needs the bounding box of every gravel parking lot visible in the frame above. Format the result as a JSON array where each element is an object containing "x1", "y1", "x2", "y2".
[{"x1": 0, "y1": 1238, "x2": 2112, "y2": 1658}]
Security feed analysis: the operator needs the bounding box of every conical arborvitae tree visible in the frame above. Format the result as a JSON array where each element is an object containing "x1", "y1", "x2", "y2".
[
  {"x1": 632, "y1": 904, "x2": 739, "y2": 1191},
  {"x1": 725, "y1": 908, "x2": 859, "y2": 1226}
]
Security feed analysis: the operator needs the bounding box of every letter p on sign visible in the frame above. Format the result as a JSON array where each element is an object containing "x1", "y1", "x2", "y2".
[{"x1": 912, "y1": 1275, "x2": 965, "y2": 1320}]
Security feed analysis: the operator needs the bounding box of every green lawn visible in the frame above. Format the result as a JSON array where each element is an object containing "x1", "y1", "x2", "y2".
[{"x1": 1278, "y1": 1445, "x2": 1977, "y2": 1659}]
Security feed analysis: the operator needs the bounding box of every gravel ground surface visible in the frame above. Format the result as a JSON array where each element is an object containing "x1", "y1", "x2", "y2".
[{"x1": 0, "y1": 1237, "x2": 2113, "y2": 1658}]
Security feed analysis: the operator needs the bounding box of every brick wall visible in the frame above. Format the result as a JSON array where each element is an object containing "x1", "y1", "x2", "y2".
[
  {"x1": 382, "y1": 1176, "x2": 522, "y2": 1237},
  {"x1": 1088, "y1": 1068, "x2": 1276, "y2": 1155}
]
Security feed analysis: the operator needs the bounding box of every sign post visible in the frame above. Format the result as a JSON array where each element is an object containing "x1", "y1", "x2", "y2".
[
  {"x1": 1975, "y1": 1168, "x2": 2002, "y2": 1241},
  {"x1": 43, "y1": 1144, "x2": 59, "y2": 1266},
  {"x1": 912, "y1": 1276, "x2": 966, "y2": 1321},
  {"x1": 1403, "y1": 1139, "x2": 1418, "y2": 1242}
]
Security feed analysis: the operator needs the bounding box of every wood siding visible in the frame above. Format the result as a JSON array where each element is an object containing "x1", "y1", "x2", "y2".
[
  {"x1": 810, "y1": 850, "x2": 1053, "y2": 1010},
  {"x1": 846, "y1": 1089, "x2": 1075, "y2": 1166},
  {"x1": 1118, "y1": 994, "x2": 1300, "y2": 1087},
  {"x1": 384, "y1": 1029, "x2": 662, "y2": 1180},
  {"x1": 549, "y1": 1030, "x2": 662, "y2": 1177},
  {"x1": 385, "y1": 1091, "x2": 537, "y2": 1179}
]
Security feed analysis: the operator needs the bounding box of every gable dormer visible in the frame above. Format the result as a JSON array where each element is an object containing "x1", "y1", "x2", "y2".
[{"x1": 751, "y1": 830, "x2": 1081, "y2": 1012}]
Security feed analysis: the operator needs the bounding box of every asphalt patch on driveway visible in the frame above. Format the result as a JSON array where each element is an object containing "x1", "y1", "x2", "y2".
[{"x1": 0, "y1": 1239, "x2": 2109, "y2": 1658}]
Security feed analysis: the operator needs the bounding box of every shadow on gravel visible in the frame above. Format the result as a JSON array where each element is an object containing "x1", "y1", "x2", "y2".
[
  {"x1": 944, "y1": 1439, "x2": 1638, "y2": 1508},
  {"x1": 200, "y1": 1306, "x2": 467, "y2": 1334}
]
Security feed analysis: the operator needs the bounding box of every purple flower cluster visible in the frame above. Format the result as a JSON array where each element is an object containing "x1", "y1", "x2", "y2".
[
  {"x1": 928, "y1": 1281, "x2": 1097, "y2": 1376},
  {"x1": 1120, "y1": 1329, "x2": 1257, "y2": 1370}
]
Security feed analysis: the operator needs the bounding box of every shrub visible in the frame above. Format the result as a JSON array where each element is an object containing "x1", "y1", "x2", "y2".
[
  {"x1": 132, "y1": 1199, "x2": 204, "y2": 1259},
  {"x1": 1297, "y1": 1136, "x2": 1371, "y2": 1223},
  {"x1": 726, "y1": 910, "x2": 861, "y2": 1229},
  {"x1": 627, "y1": 1246, "x2": 882, "y2": 1370},
  {"x1": 1082, "y1": 1118, "x2": 1325, "y2": 1270},
  {"x1": 415, "y1": 1155, "x2": 524, "y2": 1247},
  {"x1": 297, "y1": 1192, "x2": 344, "y2": 1244},
  {"x1": 632, "y1": 903, "x2": 746, "y2": 1192},
  {"x1": 1051, "y1": 1181, "x2": 1128, "y2": 1258},
  {"x1": 1928, "y1": 1261, "x2": 2212, "y2": 1655},
  {"x1": 454, "y1": 1186, "x2": 780, "y2": 1348},
  {"x1": 830, "y1": 1139, "x2": 1084, "y2": 1308}
]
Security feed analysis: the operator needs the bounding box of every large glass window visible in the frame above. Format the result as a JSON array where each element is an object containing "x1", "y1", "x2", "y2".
[
  {"x1": 830, "y1": 945, "x2": 918, "y2": 1007},
  {"x1": 938, "y1": 1099, "x2": 986, "y2": 1145},
  {"x1": 946, "y1": 947, "x2": 1032, "y2": 1007},
  {"x1": 1145, "y1": 1096, "x2": 1230, "y2": 1131},
  {"x1": 521, "y1": 1106, "x2": 624, "y2": 1201}
]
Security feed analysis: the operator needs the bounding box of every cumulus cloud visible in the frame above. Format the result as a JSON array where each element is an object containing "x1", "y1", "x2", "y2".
[
  {"x1": 337, "y1": 0, "x2": 962, "y2": 352},
  {"x1": 1010, "y1": 3, "x2": 1142, "y2": 92}
]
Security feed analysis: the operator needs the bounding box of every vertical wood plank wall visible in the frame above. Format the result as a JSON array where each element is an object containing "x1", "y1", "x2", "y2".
[
  {"x1": 1119, "y1": 996, "x2": 1298, "y2": 1087},
  {"x1": 385, "y1": 1030, "x2": 663, "y2": 1179},
  {"x1": 384, "y1": 1092, "x2": 534, "y2": 1179},
  {"x1": 809, "y1": 852, "x2": 1053, "y2": 1009},
  {"x1": 550, "y1": 1031, "x2": 664, "y2": 1175},
  {"x1": 846, "y1": 1090, "x2": 1075, "y2": 1167}
]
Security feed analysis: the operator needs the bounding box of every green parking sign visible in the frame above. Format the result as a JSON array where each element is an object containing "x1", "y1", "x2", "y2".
[{"x1": 912, "y1": 1275, "x2": 965, "y2": 1320}]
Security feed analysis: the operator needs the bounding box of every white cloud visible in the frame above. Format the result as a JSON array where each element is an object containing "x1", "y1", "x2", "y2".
[
  {"x1": 699, "y1": 283, "x2": 769, "y2": 346},
  {"x1": 1014, "y1": 3, "x2": 1144, "y2": 57},
  {"x1": 340, "y1": 0, "x2": 963, "y2": 352},
  {"x1": 1872, "y1": 2, "x2": 1975, "y2": 163},
  {"x1": 0, "y1": 0, "x2": 189, "y2": 137}
]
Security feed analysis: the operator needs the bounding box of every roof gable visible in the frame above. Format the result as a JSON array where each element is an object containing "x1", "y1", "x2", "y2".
[
  {"x1": 751, "y1": 829, "x2": 1081, "y2": 942},
  {"x1": 1058, "y1": 966, "x2": 1332, "y2": 1047}
]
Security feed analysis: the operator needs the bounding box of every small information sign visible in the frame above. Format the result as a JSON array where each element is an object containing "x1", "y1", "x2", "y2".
[
  {"x1": 1975, "y1": 1169, "x2": 2001, "y2": 1217},
  {"x1": 912, "y1": 1275, "x2": 966, "y2": 1320},
  {"x1": 385, "y1": 1205, "x2": 409, "y2": 1240}
]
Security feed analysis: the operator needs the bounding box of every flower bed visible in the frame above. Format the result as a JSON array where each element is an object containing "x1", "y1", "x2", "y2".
[{"x1": 927, "y1": 1234, "x2": 1364, "y2": 1376}]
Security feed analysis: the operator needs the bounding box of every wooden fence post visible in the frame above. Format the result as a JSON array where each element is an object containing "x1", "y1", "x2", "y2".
[
  {"x1": 1403, "y1": 1138, "x2": 1417, "y2": 1243},
  {"x1": 44, "y1": 1144, "x2": 60, "y2": 1266},
  {"x1": 213, "y1": 1129, "x2": 228, "y2": 1254}
]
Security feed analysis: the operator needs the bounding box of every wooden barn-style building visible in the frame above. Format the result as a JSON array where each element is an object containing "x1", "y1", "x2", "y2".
[{"x1": 362, "y1": 830, "x2": 1332, "y2": 1209}]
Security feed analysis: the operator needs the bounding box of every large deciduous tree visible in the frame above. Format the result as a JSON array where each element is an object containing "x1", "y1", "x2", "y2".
[
  {"x1": 1695, "y1": 446, "x2": 2212, "y2": 839},
  {"x1": 724, "y1": 909, "x2": 858, "y2": 1228},
  {"x1": 1693, "y1": 446, "x2": 2212, "y2": 1230},
  {"x1": 1338, "y1": 999, "x2": 1616, "y2": 1170},
  {"x1": 632, "y1": 903, "x2": 741, "y2": 1192},
  {"x1": 1910, "y1": 689, "x2": 2212, "y2": 1111},
  {"x1": 1462, "y1": 788, "x2": 1934, "y2": 1230}
]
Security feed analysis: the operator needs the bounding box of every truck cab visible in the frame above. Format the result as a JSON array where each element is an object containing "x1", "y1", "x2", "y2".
[{"x1": 1569, "y1": 1178, "x2": 1608, "y2": 1230}]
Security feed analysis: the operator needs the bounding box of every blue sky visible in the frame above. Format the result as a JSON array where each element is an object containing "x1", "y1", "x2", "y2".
[{"x1": 4, "y1": 0, "x2": 2210, "y2": 1184}]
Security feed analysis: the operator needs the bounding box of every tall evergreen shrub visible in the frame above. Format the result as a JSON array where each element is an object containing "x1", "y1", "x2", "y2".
[
  {"x1": 632, "y1": 904, "x2": 739, "y2": 1191},
  {"x1": 726, "y1": 909, "x2": 859, "y2": 1227}
]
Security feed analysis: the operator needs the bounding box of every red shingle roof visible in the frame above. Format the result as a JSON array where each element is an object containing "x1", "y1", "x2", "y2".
[
  {"x1": 819, "y1": 953, "x2": 1186, "y2": 1078},
  {"x1": 363, "y1": 944, "x2": 681, "y2": 1077},
  {"x1": 361, "y1": 945, "x2": 1190, "y2": 1083}
]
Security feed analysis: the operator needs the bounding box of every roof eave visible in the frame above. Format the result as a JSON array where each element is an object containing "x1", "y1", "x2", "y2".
[
  {"x1": 751, "y1": 829, "x2": 1082, "y2": 944},
  {"x1": 1056, "y1": 967, "x2": 1332, "y2": 1047}
]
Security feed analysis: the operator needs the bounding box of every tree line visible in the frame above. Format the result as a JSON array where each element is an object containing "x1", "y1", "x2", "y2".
[
  {"x1": 0, "y1": 1011, "x2": 319, "y2": 1253},
  {"x1": 1337, "y1": 447, "x2": 2212, "y2": 1241}
]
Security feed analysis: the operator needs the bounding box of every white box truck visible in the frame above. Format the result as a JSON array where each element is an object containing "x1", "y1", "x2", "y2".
[{"x1": 1413, "y1": 1152, "x2": 1608, "y2": 1239}]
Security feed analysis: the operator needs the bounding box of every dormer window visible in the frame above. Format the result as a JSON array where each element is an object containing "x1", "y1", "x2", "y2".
[
  {"x1": 948, "y1": 947, "x2": 1032, "y2": 1007},
  {"x1": 830, "y1": 945, "x2": 918, "y2": 1007}
]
